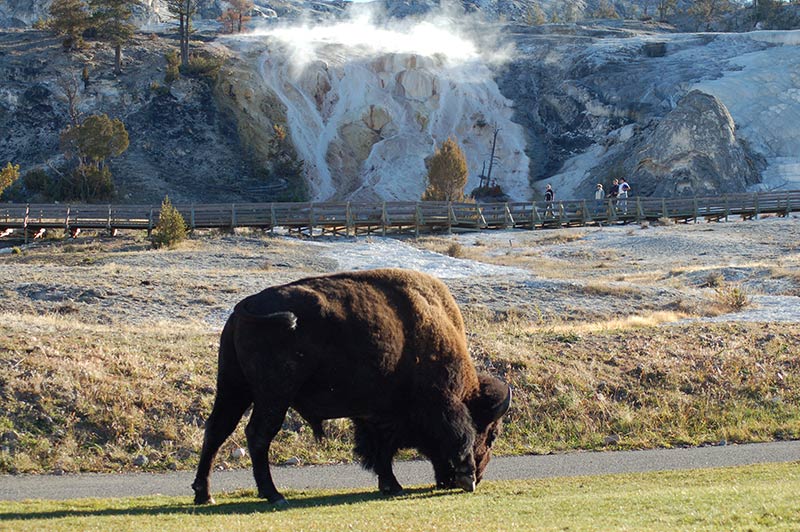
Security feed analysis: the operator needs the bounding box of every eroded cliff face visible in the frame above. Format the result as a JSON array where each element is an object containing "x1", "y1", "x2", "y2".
[
  {"x1": 497, "y1": 22, "x2": 794, "y2": 199},
  {"x1": 0, "y1": 31, "x2": 261, "y2": 204}
]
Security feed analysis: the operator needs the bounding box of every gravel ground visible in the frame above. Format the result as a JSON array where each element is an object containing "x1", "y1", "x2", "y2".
[{"x1": 1, "y1": 215, "x2": 799, "y2": 327}]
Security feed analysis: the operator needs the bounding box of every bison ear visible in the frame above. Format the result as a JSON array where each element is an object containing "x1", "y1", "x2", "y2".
[{"x1": 468, "y1": 374, "x2": 512, "y2": 430}]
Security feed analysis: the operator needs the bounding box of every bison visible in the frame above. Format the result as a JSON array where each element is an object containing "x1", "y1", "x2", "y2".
[{"x1": 192, "y1": 268, "x2": 511, "y2": 505}]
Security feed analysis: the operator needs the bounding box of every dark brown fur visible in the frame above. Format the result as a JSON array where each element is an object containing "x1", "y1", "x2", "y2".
[{"x1": 192, "y1": 268, "x2": 511, "y2": 505}]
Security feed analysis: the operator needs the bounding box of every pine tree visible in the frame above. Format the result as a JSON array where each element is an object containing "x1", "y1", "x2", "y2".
[
  {"x1": 0, "y1": 162, "x2": 20, "y2": 198},
  {"x1": 422, "y1": 137, "x2": 468, "y2": 202},
  {"x1": 151, "y1": 196, "x2": 188, "y2": 249},
  {"x1": 90, "y1": 0, "x2": 136, "y2": 75},
  {"x1": 59, "y1": 114, "x2": 129, "y2": 201},
  {"x1": 525, "y1": 3, "x2": 547, "y2": 25},
  {"x1": 591, "y1": 0, "x2": 620, "y2": 19},
  {"x1": 49, "y1": 0, "x2": 90, "y2": 50},
  {"x1": 166, "y1": 0, "x2": 199, "y2": 68},
  {"x1": 230, "y1": 0, "x2": 253, "y2": 33}
]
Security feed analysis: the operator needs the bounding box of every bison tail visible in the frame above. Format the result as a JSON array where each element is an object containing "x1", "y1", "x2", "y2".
[{"x1": 233, "y1": 302, "x2": 297, "y2": 331}]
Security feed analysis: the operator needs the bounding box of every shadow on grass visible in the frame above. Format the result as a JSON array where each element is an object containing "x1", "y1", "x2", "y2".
[{"x1": 0, "y1": 487, "x2": 456, "y2": 522}]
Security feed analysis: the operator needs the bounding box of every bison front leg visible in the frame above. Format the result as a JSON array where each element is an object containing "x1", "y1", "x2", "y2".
[
  {"x1": 419, "y1": 398, "x2": 477, "y2": 493},
  {"x1": 246, "y1": 403, "x2": 290, "y2": 505},
  {"x1": 353, "y1": 419, "x2": 403, "y2": 495}
]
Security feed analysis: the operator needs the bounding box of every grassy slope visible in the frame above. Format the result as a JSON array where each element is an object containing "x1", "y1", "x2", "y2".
[
  {"x1": 1, "y1": 463, "x2": 799, "y2": 531},
  {"x1": 1, "y1": 310, "x2": 798, "y2": 474}
]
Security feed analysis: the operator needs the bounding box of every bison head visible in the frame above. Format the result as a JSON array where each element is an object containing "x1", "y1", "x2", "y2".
[{"x1": 468, "y1": 373, "x2": 512, "y2": 485}]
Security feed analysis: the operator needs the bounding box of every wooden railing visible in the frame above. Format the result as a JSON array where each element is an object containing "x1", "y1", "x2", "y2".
[{"x1": 1, "y1": 190, "x2": 799, "y2": 240}]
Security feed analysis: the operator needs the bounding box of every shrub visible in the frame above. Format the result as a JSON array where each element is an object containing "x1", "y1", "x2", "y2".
[
  {"x1": 714, "y1": 282, "x2": 751, "y2": 311},
  {"x1": 57, "y1": 165, "x2": 114, "y2": 202},
  {"x1": 151, "y1": 196, "x2": 187, "y2": 249},
  {"x1": 183, "y1": 54, "x2": 223, "y2": 80},
  {"x1": 0, "y1": 162, "x2": 20, "y2": 198},
  {"x1": 22, "y1": 169, "x2": 52, "y2": 195},
  {"x1": 446, "y1": 242, "x2": 465, "y2": 258},
  {"x1": 164, "y1": 50, "x2": 180, "y2": 84},
  {"x1": 703, "y1": 271, "x2": 725, "y2": 288}
]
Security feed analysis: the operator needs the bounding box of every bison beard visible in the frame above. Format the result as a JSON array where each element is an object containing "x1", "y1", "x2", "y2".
[{"x1": 191, "y1": 268, "x2": 511, "y2": 505}]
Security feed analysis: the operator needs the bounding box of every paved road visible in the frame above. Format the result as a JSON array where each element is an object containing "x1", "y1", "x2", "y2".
[{"x1": 1, "y1": 441, "x2": 798, "y2": 501}]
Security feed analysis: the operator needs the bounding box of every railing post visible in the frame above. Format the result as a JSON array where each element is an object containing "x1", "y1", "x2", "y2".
[
  {"x1": 64, "y1": 205, "x2": 71, "y2": 233},
  {"x1": 581, "y1": 200, "x2": 589, "y2": 225},
  {"x1": 447, "y1": 202, "x2": 453, "y2": 234},
  {"x1": 231, "y1": 203, "x2": 237, "y2": 229},
  {"x1": 724, "y1": 196, "x2": 729, "y2": 222},
  {"x1": 476, "y1": 204, "x2": 486, "y2": 229},
  {"x1": 309, "y1": 203, "x2": 316, "y2": 238},
  {"x1": 147, "y1": 207, "x2": 154, "y2": 237},
  {"x1": 693, "y1": 198, "x2": 698, "y2": 223},
  {"x1": 190, "y1": 204, "x2": 196, "y2": 229},
  {"x1": 661, "y1": 198, "x2": 667, "y2": 219},
  {"x1": 107, "y1": 204, "x2": 112, "y2": 235},
  {"x1": 381, "y1": 202, "x2": 388, "y2": 236},
  {"x1": 636, "y1": 197, "x2": 643, "y2": 224},
  {"x1": 270, "y1": 203, "x2": 276, "y2": 233},
  {"x1": 504, "y1": 203, "x2": 514, "y2": 228},
  {"x1": 754, "y1": 192, "x2": 760, "y2": 219},
  {"x1": 415, "y1": 202, "x2": 422, "y2": 237},
  {"x1": 23, "y1": 204, "x2": 29, "y2": 244},
  {"x1": 346, "y1": 202, "x2": 353, "y2": 236}
]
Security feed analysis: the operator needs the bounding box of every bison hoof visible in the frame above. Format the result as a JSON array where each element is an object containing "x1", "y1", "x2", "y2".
[
  {"x1": 259, "y1": 491, "x2": 289, "y2": 506},
  {"x1": 379, "y1": 479, "x2": 404, "y2": 496},
  {"x1": 272, "y1": 497, "x2": 289, "y2": 508},
  {"x1": 453, "y1": 474, "x2": 476, "y2": 493},
  {"x1": 193, "y1": 494, "x2": 215, "y2": 505}
]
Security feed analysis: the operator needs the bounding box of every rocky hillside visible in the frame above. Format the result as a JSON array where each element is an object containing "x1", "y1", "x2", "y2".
[
  {"x1": 0, "y1": 30, "x2": 281, "y2": 204},
  {"x1": 1, "y1": 3, "x2": 799, "y2": 204}
]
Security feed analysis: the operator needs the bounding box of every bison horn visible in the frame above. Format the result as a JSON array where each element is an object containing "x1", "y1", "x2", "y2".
[{"x1": 469, "y1": 374, "x2": 512, "y2": 428}]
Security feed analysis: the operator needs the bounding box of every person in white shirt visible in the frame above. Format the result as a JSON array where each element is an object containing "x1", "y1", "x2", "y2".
[{"x1": 618, "y1": 178, "x2": 630, "y2": 214}]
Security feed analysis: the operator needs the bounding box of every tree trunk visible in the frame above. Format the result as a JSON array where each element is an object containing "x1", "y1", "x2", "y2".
[
  {"x1": 114, "y1": 44, "x2": 122, "y2": 75},
  {"x1": 179, "y1": 14, "x2": 188, "y2": 68}
]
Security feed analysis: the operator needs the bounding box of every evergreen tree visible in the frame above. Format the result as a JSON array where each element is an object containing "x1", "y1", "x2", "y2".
[
  {"x1": 422, "y1": 137, "x2": 468, "y2": 202},
  {"x1": 230, "y1": 0, "x2": 253, "y2": 33},
  {"x1": 90, "y1": 0, "x2": 136, "y2": 75},
  {"x1": 152, "y1": 195, "x2": 188, "y2": 249},
  {"x1": 524, "y1": 3, "x2": 547, "y2": 25},
  {"x1": 166, "y1": 0, "x2": 199, "y2": 68},
  {"x1": 591, "y1": 0, "x2": 620, "y2": 19},
  {"x1": 0, "y1": 162, "x2": 20, "y2": 198},
  {"x1": 59, "y1": 114, "x2": 129, "y2": 201},
  {"x1": 219, "y1": 0, "x2": 253, "y2": 33},
  {"x1": 689, "y1": 0, "x2": 734, "y2": 30},
  {"x1": 49, "y1": 0, "x2": 90, "y2": 50}
]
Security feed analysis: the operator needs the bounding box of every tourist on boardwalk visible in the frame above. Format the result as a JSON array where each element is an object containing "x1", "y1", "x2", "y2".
[
  {"x1": 607, "y1": 179, "x2": 619, "y2": 212},
  {"x1": 618, "y1": 178, "x2": 630, "y2": 214},
  {"x1": 595, "y1": 183, "x2": 605, "y2": 214},
  {"x1": 544, "y1": 184, "x2": 555, "y2": 217}
]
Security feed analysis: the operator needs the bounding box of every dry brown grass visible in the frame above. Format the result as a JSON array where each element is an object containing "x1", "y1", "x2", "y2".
[
  {"x1": 0, "y1": 313, "x2": 352, "y2": 474},
  {"x1": 465, "y1": 310, "x2": 800, "y2": 454}
]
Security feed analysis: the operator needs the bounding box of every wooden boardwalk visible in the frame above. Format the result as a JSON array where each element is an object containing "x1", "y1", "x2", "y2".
[{"x1": 1, "y1": 190, "x2": 799, "y2": 241}]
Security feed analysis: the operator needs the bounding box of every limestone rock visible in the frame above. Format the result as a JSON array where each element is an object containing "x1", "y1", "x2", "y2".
[{"x1": 626, "y1": 90, "x2": 759, "y2": 197}]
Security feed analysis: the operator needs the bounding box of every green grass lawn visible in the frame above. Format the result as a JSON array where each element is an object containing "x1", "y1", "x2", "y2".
[{"x1": 2, "y1": 462, "x2": 798, "y2": 531}]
